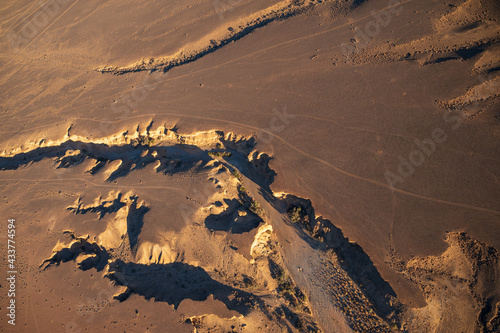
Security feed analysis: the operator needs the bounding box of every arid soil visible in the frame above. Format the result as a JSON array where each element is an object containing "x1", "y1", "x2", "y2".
[{"x1": 0, "y1": 0, "x2": 499, "y2": 332}]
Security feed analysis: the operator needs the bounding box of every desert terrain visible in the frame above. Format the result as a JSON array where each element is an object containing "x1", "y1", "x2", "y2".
[{"x1": 0, "y1": 0, "x2": 499, "y2": 332}]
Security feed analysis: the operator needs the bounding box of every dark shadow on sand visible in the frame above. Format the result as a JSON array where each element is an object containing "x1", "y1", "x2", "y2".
[{"x1": 107, "y1": 260, "x2": 256, "y2": 315}]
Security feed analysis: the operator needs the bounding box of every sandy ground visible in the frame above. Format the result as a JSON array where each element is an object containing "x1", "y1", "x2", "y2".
[{"x1": 0, "y1": 0, "x2": 499, "y2": 332}]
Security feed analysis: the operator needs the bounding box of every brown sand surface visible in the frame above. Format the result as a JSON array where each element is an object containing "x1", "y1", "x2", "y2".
[{"x1": 1, "y1": 0, "x2": 499, "y2": 332}]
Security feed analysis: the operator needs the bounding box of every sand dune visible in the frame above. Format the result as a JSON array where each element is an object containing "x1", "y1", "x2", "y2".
[{"x1": 1, "y1": 0, "x2": 499, "y2": 332}]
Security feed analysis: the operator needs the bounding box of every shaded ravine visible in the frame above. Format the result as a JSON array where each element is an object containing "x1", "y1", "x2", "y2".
[
  {"x1": 41, "y1": 234, "x2": 260, "y2": 316},
  {"x1": 244, "y1": 179, "x2": 397, "y2": 332},
  {"x1": 13, "y1": 127, "x2": 498, "y2": 332},
  {"x1": 2, "y1": 128, "x2": 403, "y2": 331}
]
